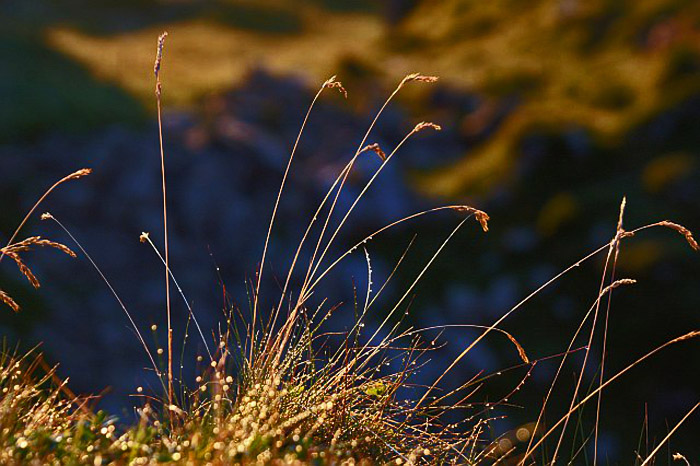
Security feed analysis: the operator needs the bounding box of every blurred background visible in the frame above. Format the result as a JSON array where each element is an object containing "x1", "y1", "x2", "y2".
[{"x1": 1, "y1": 0, "x2": 699, "y2": 461}]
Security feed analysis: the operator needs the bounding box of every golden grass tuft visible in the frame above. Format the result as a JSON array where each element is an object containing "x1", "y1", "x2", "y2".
[{"x1": 1, "y1": 34, "x2": 698, "y2": 464}]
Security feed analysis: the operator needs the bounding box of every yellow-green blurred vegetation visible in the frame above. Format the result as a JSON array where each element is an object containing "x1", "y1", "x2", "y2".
[
  {"x1": 32, "y1": 0, "x2": 700, "y2": 199},
  {"x1": 46, "y1": 6, "x2": 383, "y2": 107}
]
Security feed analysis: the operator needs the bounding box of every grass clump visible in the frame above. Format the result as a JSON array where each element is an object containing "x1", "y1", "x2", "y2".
[{"x1": 1, "y1": 33, "x2": 699, "y2": 465}]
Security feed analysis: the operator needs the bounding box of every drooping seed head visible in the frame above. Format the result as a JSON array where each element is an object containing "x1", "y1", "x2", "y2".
[
  {"x1": 400, "y1": 73, "x2": 439, "y2": 88},
  {"x1": 657, "y1": 221, "x2": 698, "y2": 251},
  {"x1": 360, "y1": 143, "x2": 386, "y2": 162},
  {"x1": 323, "y1": 76, "x2": 347, "y2": 98},
  {"x1": 450, "y1": 205, "x2": 490, "y2": 232}
]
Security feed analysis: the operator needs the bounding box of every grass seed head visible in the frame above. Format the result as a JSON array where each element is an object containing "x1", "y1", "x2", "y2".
[
  {"x1": 323, "y1": 75, "x2": 347, "y2": 98},
  {"x1": 450, "y1": 205, "x2": 490, "y2": 232},
  {"x1": 0, "y1": 289, "x2": 20, "y2": 313},
  {"x1": 360, "y1": 143, "x2": 386, "y2": 162},
  {"x1": 400, "y1": 73, "x2": 439, "y2": 88},
  {"x1": 154, "y1": 32, "x2": 168, "y2": 78},
  {"x1": 62, "y1": 168, "x2": 92, "y2": 182},
  {"x1": 658, "y1": 221, "x2": 699, "y2": 251},
  {"x1": 411, "y1": 121, "x2": 441, "y2": 134}
]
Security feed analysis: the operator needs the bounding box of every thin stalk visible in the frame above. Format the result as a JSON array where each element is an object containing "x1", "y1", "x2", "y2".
[
  {"x1": 521, "y1": 330, "x2": 700, "y2": 462},
  {"x1": 140, "y1": 232, "x2": 213, "y2": 361},
  {"x1": 252, "y1": 77, "x2": 340, "y2": 364},
  {"x1": 154, "y1": 31, "x2": 173, "y2": 410},
  {"x1": 594, "y1": 202, "x2": 625, "y2": 465},
  {"x1": 299, "y1": 76, "x2": 437, "y2": 305},
  {"x1": 416, "y1": 241, "x2": 612, "y2": 411},
  {"x1": 639, "y1": 402, "x2": 700, "y2": 466},
  {"x1": 553, "y1": 198, "x2": 626, "y2": 463},
  {"x1": 521, "y1": 278, "x2": 637, "y2": 462},
  {"x1": 305, "y1": 122, "x2": 440, "y2": 295},
  {"x1": 41, "y1": 213, "x2": 162, "y2": 387}
]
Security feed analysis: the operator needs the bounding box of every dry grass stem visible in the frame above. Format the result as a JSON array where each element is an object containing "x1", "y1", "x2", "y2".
[
  {"x1": 253, "y1": 75, "x2": 342, "y2": 366},
  {"x1": 639, "y1": 402, "x2": 700, "y2": 466},
  {"x1": 290, "y1": 73, "x2": 441, "y2": 321},
  {"x1": 153, "y1": 30, "x2": 174, "y2": 411},
  {"x1": 301, "y1": 118, "x2": 442, "y2": 306},
  {"x1": 6, "y1": 236, "x2": 77, "y2": 258},
  {"x1": 62, "y1": 168, "x2": 92, "y2": 182},
  {"x1": 40, "y1": 212, "x2": 162, "y2": 381},
  {"x1": 522, "y1": 330, "x2": 700, "y2": 462},
  {"x1": 670, "y1": 330, "x2": 700, "y2": 343},
  {"x1": 507, "y1": 333, "x2": 530, "y2": 364},
  {"x1": 139, "y1": 231, "x2": 213, "y2": 361},
  {"x1": 3, "y1": 252, "x2": 40, "y2": 289},
  {"x1": 154, "y1": 32, "x2": 168, "y2": 95}
]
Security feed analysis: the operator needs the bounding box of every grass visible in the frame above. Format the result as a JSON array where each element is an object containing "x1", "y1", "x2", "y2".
[{"x1": 1, "y1": 33, "x2": 699, "y2": 464}]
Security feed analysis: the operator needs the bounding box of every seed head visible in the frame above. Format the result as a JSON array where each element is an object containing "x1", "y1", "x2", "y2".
[
  {"x1": 323, "y1": 75, "x2": 347, "y2": 98},
  {"x1": 360, "y1": 143, "x2": 386, "y2": 162},
  {"x1": 657, "y1": 221, "x2": 698, "y2": 251},
  {"x1": 0, "y1": 290, "x2": 20, "y2": 313},
  {"x1": 411, "y1": 121, "x2": 442, "y2": 135},
  {"x1": 154, "y1": 32, "x2": 168, "y2": 78},
  {"x1": 62, "y1": 168, "x2": 92, "y2": 183},
  {"x1": 400, "y1": 73, "x2": 439, "y2": 88},
  {"x1": 450, "y1": 205, "x2": 490, "y2": 232}
]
